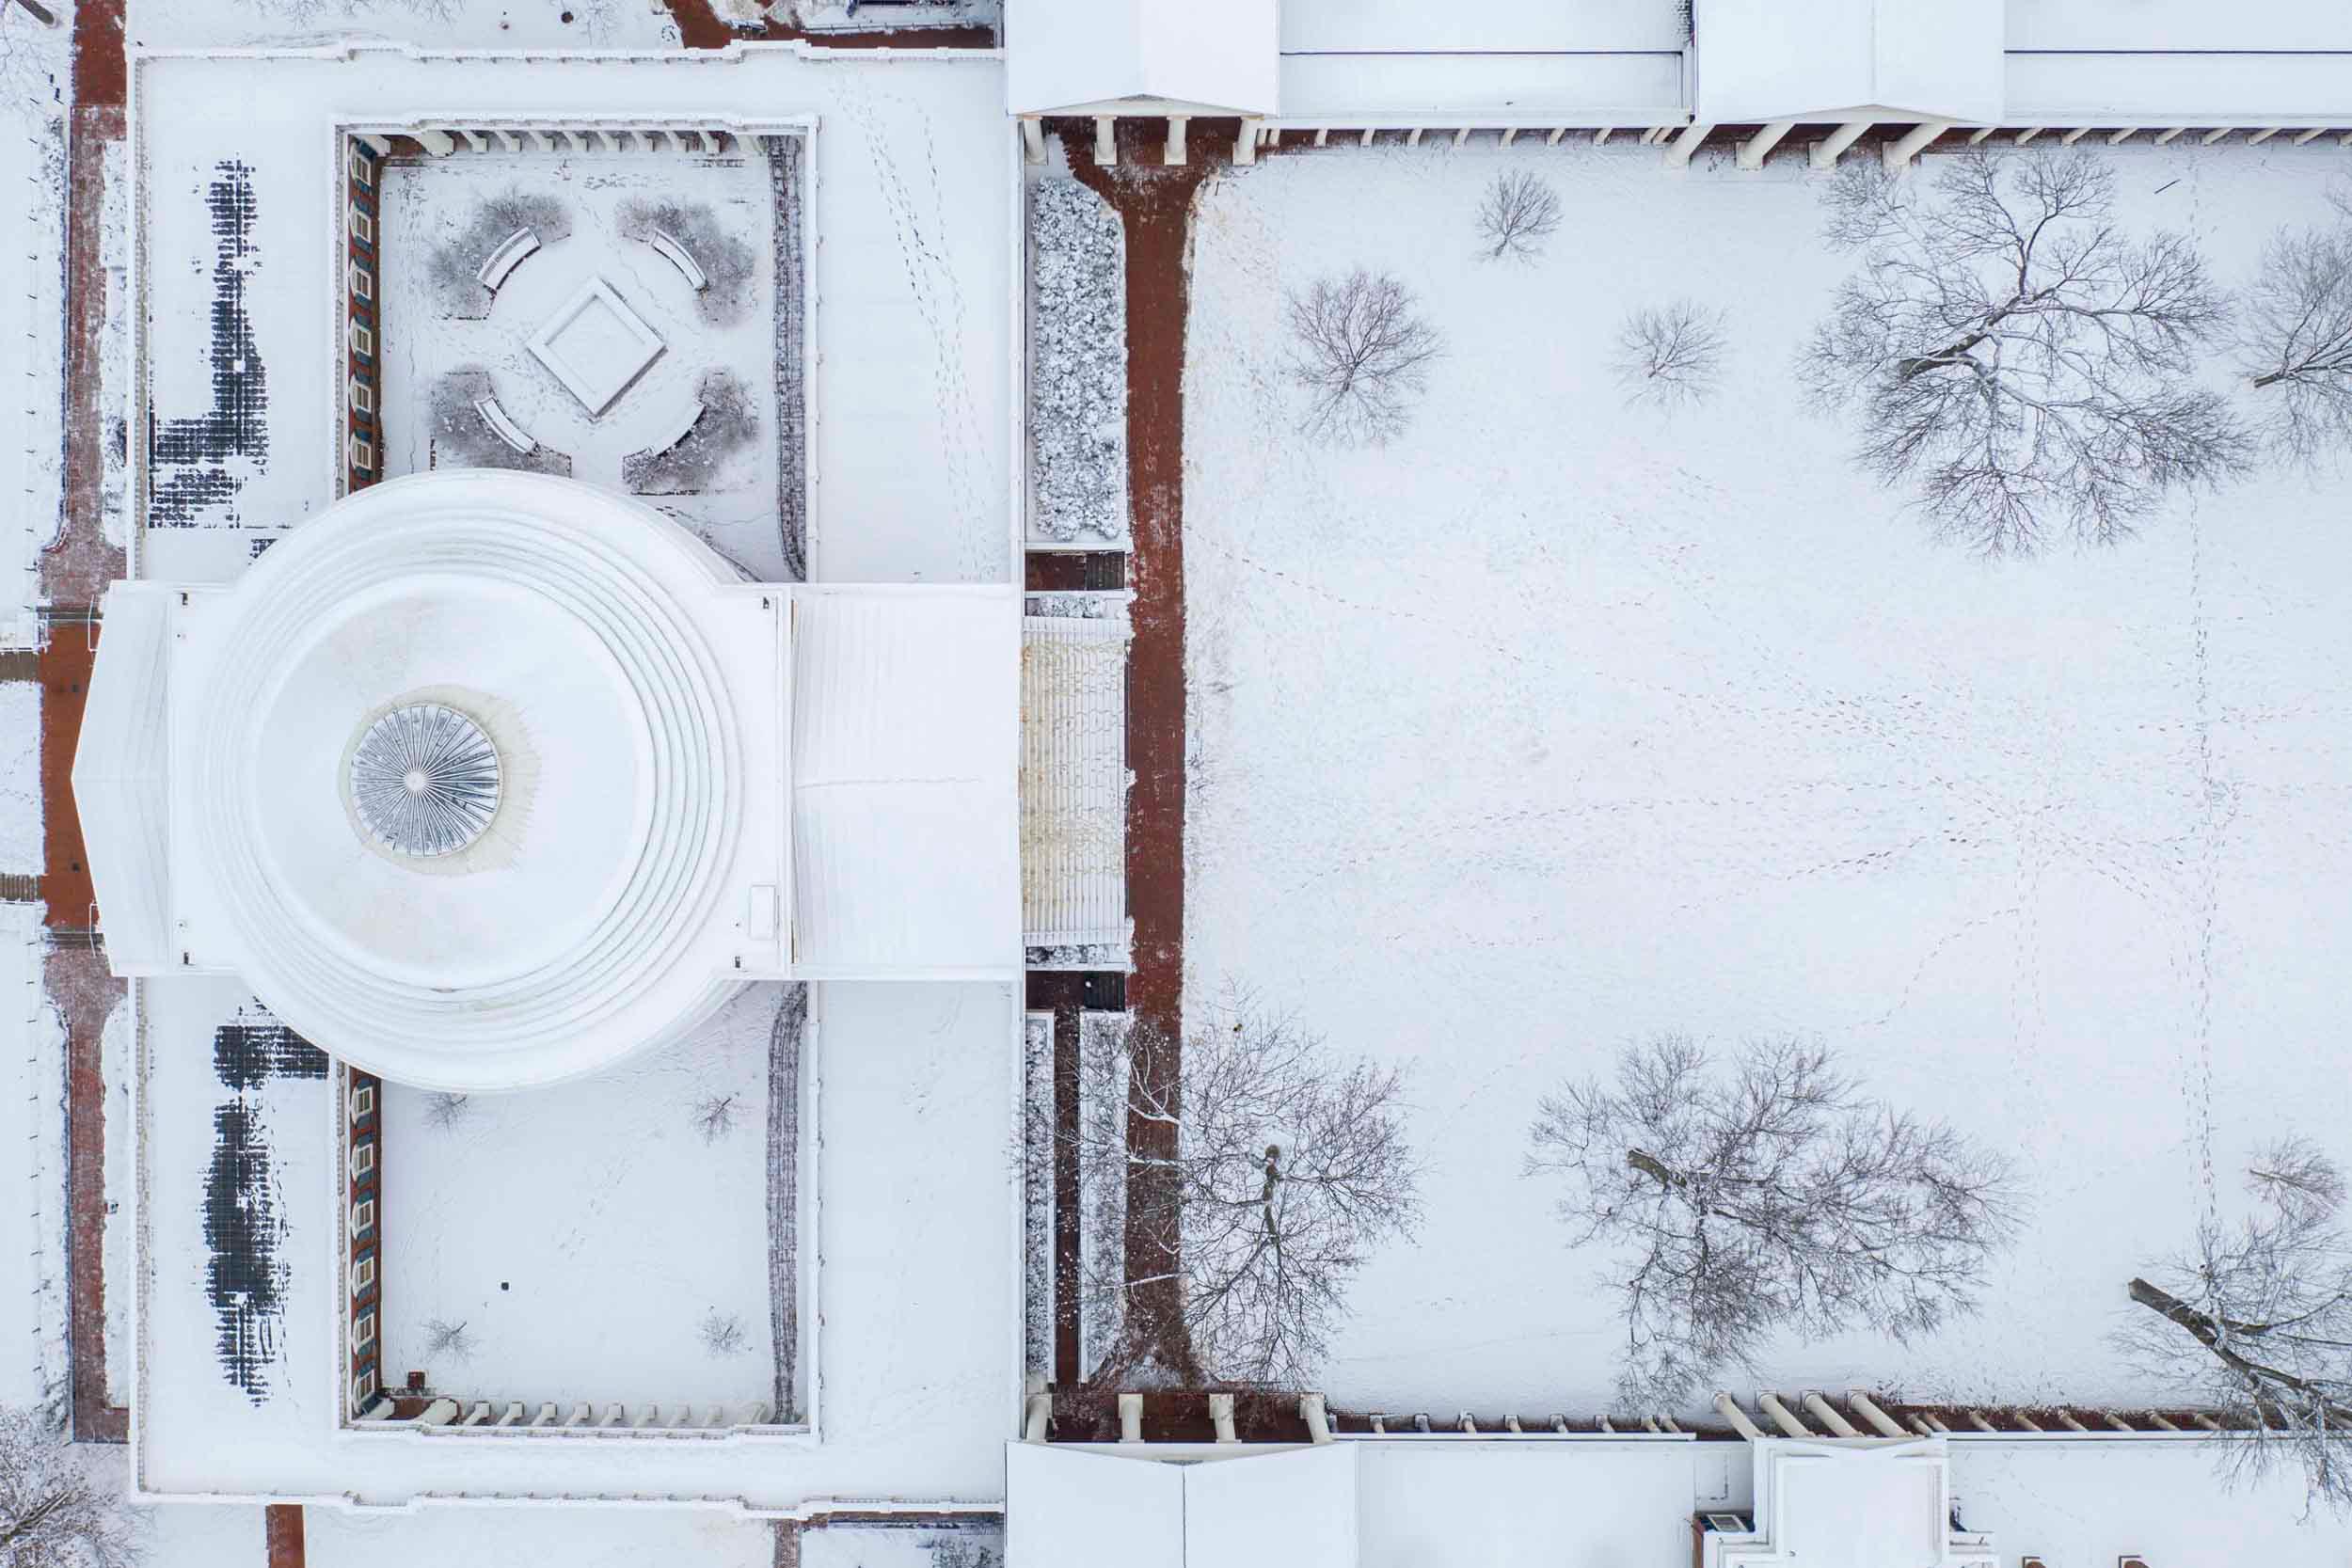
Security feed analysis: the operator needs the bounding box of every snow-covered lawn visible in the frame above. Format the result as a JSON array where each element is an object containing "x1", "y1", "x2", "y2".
[
  {"x1": 0, "y1": 903, "x2": 64, "y2": 1415},
  {"x1": 379, "y1": 985, "x2": 788, "y2": 1412},
  {"x1": 0, "y1": 6, "x2": 70, "y2": 647},
  {"x1": 1183, "y1": 140, "x2": 2352, "y2": 1416}
]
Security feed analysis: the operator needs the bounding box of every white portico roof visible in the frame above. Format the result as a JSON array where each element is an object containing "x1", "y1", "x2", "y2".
[
  {"x1": 77, "y1": 470, "x2": 1019, "y2": 1089},
  {"x1": 1693, "y1": 0, "x2": 2005, "y2": 125},
  {"x1": 1005, "y1": 0, "x2": 1279, "y2": 117}
]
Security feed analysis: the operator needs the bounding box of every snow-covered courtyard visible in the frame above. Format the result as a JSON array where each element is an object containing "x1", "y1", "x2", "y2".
[
  {"x1": 378, "y1": 143, "x2": 803, "y2": 579},
  {"x1": 1182, "y1": 139, "x2": 2352, "y2": 1417},
  {"x1": 377, "y1": 985, "x2": 795, "y2": 1414}
]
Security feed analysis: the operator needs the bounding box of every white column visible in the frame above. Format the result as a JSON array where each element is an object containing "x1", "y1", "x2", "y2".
[
  {"x1": 1093, "y1": 115, "x2": 1118, "y2": 167},
  {"x1": 2249, "y1": 126, "x2": 2282, "y2": 145},
  {"x1": 1299, "y1": 1393, "x2": 1333, "y2": 1443},
  {"x1": 2106, "y1": 127, "x2": 2140, "y2": 145},
  {"x1": 1846, "y1": 1389, "x2": 1910, "y2": 1437},
  {"x1": 357, "y1": 133, "x2": 392, "y2": 155},
  {"x1": 2200, "y1": 127, "x2": 2233, "y2": 145},
  {"x1": 1209, "y1": 1393, "x2": 1237, "y2": 1443},
  {"x1": 1662, "y1": 120, "x2": 1715, "y2": 168},
  {"x1": 1235, "y1": 118, "x2": 1263, "y2": 165},
  {"x1": 1453, "y1": 127, "x2": 1471, "y2": 147},
  {"x1": 1882, "y1": 119, "x2": 1953, "y2": 170},
  {"x1": 2058, "y1": 126, "x2": 2094, "y2": 146},
  {"x1": 1809, "y1": 119, "x2": 1871, "y2": 168},
  {"x1": 415, "y1": 127, "x2": 455, "y2": 157},
  {"x1": 1164, "y1": 116, "x2": 1188, "y2": 166},
  {"x1": 1020, "y1": 117, "x2": 1044, "y2": 164},
  {"x1": 2294, "y1": 127, "x2": 2329, "y2": 145},
  {"x1": 2155, "y1": 126, "x2": 2188, "y2": 145},
  {"x1": 1756, "y1": 1391, "x2": 1812, "y2": 1436},
  {"x1": 1713, "y1": 1393, "x2": 1767, "y2": 1441},
  {"x1": 1117, "y1": 1391, "x2": 1144, "y2": 1443},
  {"x1": 1594, "y1": 127, "x2": 1615, "y2": 146},
  {"x1": 1736, "y1": 119, "x2": 1794, "y2": 170},
  {"x1": 1800, "y1": 1391, "x2": 1863, "y2": 1437}
]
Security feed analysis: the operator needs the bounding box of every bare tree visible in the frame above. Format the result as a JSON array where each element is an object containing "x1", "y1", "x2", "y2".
[
  {"x1": 2122, "y1": 1137, "x2": 2352, "y2": 1513},
  {"x1": 699, "y1": 1310, "x2": 748, "y2": 1358},
  {"x1": 420, "y1": 1318, "x2": 475, "y2": 1364},
  {"x1": 1286, "y1": 270, "x2": 1442, "y2": 446},
  {"x1": 0, "y1": 1406, "x2": 139, "y2": 1568},
  {"x1": 1038, "y1": 993, "x2": 1422, "y2": 1387},
  {"x1": 692, "y1": 1093, "x2": 739, "y2": 1143},
  {"x1": 1475, "y1": 170, "x2": 1564, "y2": 262},
  {"x1": 422, "y1": 1091, "x2": 469, "y2": 1132},
  {"x1": 1613, "y1": 300, "x2": 1727, "y2": 408},
  {"x1": 1528, "y1": 1034, "x2": 2018, "y2": 1411},
  {"x1": 1801, "y1": 150, "x2": 2249, "y2": 557},
  {"x1": 2236, "y1": 225, "x2": 2352, "y2": 469}
]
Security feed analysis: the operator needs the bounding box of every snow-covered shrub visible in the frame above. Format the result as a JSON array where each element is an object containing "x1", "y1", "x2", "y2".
[{"x1": 1027, "y1": 178, "x2": 1128, "y2": 544}]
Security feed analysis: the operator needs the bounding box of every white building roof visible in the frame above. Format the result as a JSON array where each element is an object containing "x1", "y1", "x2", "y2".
[
  {"x1": 1008, "y1": 1443, "x2": 1358, "y2": 1568},
  {"x1": 81, "y1": 473, "x2": 1021, "y2": 1088},
  {"x1": 1005, "y1": 0, "x2": 1279, "y2": 117},
  {"x1": 1693, "y1": 0, "x2": 2005, "y2": 124},
  {"x1": 72, "y1": 583, "x2": 177, "y2": 971},
  {"x1": 791, "y1": 585, "x2": 1023, "y2": 978}
]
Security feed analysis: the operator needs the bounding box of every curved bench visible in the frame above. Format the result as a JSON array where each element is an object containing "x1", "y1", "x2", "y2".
[
  {"x1": 472, "y1": 394, "x2": 536, "y2": 454},
  {"x1": 476, "y1": 227, "x2": 541, "y2": 293},
  {"x1": 647, "y1": 228, "x2": 708, "y2": 293}
]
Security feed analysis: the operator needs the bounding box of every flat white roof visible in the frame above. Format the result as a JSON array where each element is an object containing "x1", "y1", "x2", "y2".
[
  {"x1": 792, "y1": 585, "x2": 1022, "y2": 978},
  {"x1": 1947, "y1": 1439, "x2": 2352, "y2": 1561},
  {"x1": 1280, "y1": 0, "x2": 1688, "y2": 54},
  {"x1": 2008, "y1": 0, "x2": 2352, "y2": 51},
  {"x1": 1357, "y1": 1441, "x2": 1695, "y2": 1568}
]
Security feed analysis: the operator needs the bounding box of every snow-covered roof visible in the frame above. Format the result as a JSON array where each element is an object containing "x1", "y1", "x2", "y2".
[
  {"x1": 1357, "y1": 1442, "x2": 1695, "y2": 1567},
  {"x1": 1726, "y1": 1439, "x2": 1986, "y2": 1568},
  {"x1": 73, "y1": 584, "x2": 177, "y2": 972},
  {"x1": 1005, "y1": 0, "x2": 1279, "y2": 116},
  {"x1": 146, "y1": 471, "x2": 773, "y2": 1090},
  {"x1": 1279, "y1": 52, "x2": 1686, "y2": 124},
  {"x1": 1281, "y1": 0, "x2": 1689, "y2": 54},
  {"x1": 1007, "y1": 1443, "x2": 1357, "y2": 1568},
  {"x1": 792, "y1": 585, "x2": 1023, "y2": 977},
  {"x1": 1694, "y1": 0, "x2": 2005, "y2": 124},
  {"x1": 87, "y1": 472, "x2": 1020, "y2": 1088}
]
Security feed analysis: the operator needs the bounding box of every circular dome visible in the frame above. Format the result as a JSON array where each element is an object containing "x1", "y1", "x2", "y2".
[
  {"x1": 348, "y1": 703, "x2": 502, "y2": 858},
  {"x1": 189, "y1": 471, "x2": 748, "y2": 1091}
]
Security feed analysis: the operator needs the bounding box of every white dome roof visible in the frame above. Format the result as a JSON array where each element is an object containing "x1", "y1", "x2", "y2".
[{"x1": 186, "y1": 471, "x2": 748, "y2": 1090}]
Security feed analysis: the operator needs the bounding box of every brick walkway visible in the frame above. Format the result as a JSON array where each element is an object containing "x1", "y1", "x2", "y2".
[{"x1": 1063, "y1": 118, "x2": 1227, "y2": 1381}]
